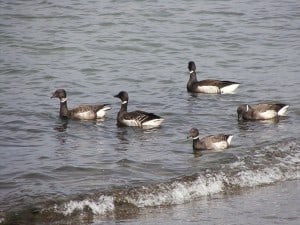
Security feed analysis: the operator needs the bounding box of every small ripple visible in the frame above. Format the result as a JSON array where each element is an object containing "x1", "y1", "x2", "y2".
[
  {"x1": 117, "y1": 158, "x2": 136, "y2": 166},
  {"x1": 16, "y1": 172, "x2": 55, "y2": 181},
  {"x1": 193, "y1": 10, "x2": 245, "y2": 17},
  {"x1": 0, "y1": 181, "x2": 17, "y2": 190},
  {"x1": 53, "y1": 166, "x2": 100, "y2": 173}
]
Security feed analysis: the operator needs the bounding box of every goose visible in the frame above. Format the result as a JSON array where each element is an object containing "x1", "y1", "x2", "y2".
[
  {"x1": 187, "y1": 128, "x2": 233, "y2": 151},
  {"x1": 187, "y1": 61, "x2": 240, "y2": 94},
  {"x1": 237, "y1": 103, "x2": 289, "y2": 120},
  {"x1": 114, "y1": 91, "x2": 164, "y2": 128},
  {"x1": 51, "y1": 89, "x2": 111, "y2": 120}
]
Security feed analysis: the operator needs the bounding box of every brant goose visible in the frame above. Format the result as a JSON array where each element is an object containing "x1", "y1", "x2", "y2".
[
  {"x1": 51, "y1": 89, "x2": 111, "y2": 120},
  {"x1": 187, "y1": 61, "x2": 240, "y2": 94},
  {"x1": 114, "y1": 91, "x2": 164, "y2": 128},
  {"x1": 237, "y1": 103, "x2": 289, "y2": 121},
  {"x1": 187, "y1": 128, "x2": 233, "y2": 151}
]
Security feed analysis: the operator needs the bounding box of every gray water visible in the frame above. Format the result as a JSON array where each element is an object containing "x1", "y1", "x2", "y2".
[{"x1": 0, "y1": 0, "x2": 300, "y2": 224}]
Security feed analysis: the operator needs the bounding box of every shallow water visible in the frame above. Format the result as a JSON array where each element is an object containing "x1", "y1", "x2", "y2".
[{"x1": 0, "y1": 0, "x2": 300, "y2": 224}]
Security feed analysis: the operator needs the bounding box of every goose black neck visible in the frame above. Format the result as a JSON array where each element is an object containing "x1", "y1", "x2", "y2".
[
  {"x1": 59, "y1": 101, "x2": 69, "y2": 119},
  {"x1": 120, "y1": 101, "x2": 128, "y2": 113},
  {"x1": 192, "y1": 138, "x2": 200, "y2": 149},
  {"x1": 187, "y1": 72, "x2": 198, "y2": 91},
  {"x1": 189, "y1": 71, "x2": 198, "y2": 82}
]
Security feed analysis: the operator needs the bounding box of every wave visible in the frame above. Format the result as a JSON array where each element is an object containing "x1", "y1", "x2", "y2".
[
  {"x1": 1, "y1": 140, "x2": 299, "y2": 224},
  {"x1": 57, "y1": 140, "x2": 300, "y2": 214}
]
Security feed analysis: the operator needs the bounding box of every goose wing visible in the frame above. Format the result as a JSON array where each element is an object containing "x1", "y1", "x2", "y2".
[
  {"x1": 71, "y1": 104, "x2": 110, "y2": 113},
  {"x1": 123, "y1": 110, "x2": 161, "y2": 124},
  {"x1": 200, "y1": 134, "x2": 232, "y2": 150},
  {"x1": 192, "y1": 80, "x2": 239, "y2": 94},
  {"x1": 197, "y1": 79, "x2": 239, "y2": 88},
  {"x1": 201, "y1": 134, "x2": 230, "y2": 143},
  {"x1": 70, "y1": 104, "x2": 111, "y2": 119},
  {"x1": 251, "y1": 103, "x2": 287, "y2": 113}
]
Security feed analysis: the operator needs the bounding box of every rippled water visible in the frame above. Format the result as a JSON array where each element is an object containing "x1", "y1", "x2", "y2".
[{"x1": 0, "y1": 0, "x2": 300, "y2": 224}]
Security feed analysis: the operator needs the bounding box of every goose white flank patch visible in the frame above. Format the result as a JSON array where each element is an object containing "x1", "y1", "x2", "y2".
[
  {"x1": 237, "y1": 103, "x2": 289, "y2": 121},
  {"x1": 278, "y1": 105, "x2": 289, "y2": 116},
  {"x1": 187, "y1": 61, "x2": 240, "y2": 94},
  {"x1": 187, "y1": 128, "x2": 233, "y2": 151},
  {"x1": 51, "y1": 89, "x2": 111, "y2": 120},
  {"x1": 114, "y1": 91, "x2": 164, "y2": 128}
]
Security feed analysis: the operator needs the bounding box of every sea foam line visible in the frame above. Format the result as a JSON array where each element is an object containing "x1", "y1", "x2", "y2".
[
  {"x1": 58, "y1": 165, "x2": 299, "y2": 216},
  {"x1": 61, "y1": 195, "x2": 114, "y2": 216},
  {"x1": 124, "y1": 174, "x2": 224, "y2": 207},
  {"x1": 58, "y1": 141, "x2": 300, "y2": 215}
]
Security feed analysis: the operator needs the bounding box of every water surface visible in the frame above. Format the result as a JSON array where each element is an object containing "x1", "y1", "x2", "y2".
[{"x1": 0, "y1": 0, "x2": 299, "y2": 224}]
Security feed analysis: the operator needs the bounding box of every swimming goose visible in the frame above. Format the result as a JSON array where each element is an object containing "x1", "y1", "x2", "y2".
[
  {"x1": 237, "y1": 103, "x2": 289, "y2": 121},
  {"x1": 187, "y1": 128, "x2": 233, "y2": 151},
  {"x1": 114, "y1": 91, "x2": 164, "y2": 128},
  {"x1": 187, "y1": 61, "x2": 240, "y2": 94},
  {"x1": 51, "y1": 89, "x2": 111, "y2": 120}
]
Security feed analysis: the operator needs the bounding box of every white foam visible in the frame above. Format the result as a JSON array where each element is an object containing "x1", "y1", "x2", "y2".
[
  {"x1": 233, "y1": 168, "x2": 285, "y2": 187},
  {"x1": 55, "y1": 141, "x2": 300, "y2": 214},
  {"x1": 226, "y1": 143, "x2": 300, "y2": 188},
  {"x1": 125, "y1": 174, "x2": 224, "y2": 207},
  {"x1": 61, "y1": 195, "x2": 114, "y2": 216},
  {"x1": 124, "y1": 156, "x2": 299, "y2": 208},
  {"x1": 58, "y1": 157, "x2": 299, "y2": 214},
  {"x1": 55, "y1": 166, "x2": 299, "y2": 216}
]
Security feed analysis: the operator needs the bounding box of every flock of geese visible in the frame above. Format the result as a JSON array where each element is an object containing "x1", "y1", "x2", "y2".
[{"x1": 51, "y1": 61, "x2": 289, "y2": 152}]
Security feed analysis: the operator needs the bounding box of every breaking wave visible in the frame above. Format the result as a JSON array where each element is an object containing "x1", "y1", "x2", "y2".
[
  {"x1": 56, "y1": 140, "x2": 300, "y2": 216},
  {"x1": 1, "y1": 140, "x2": 299, "y2": 224}
]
